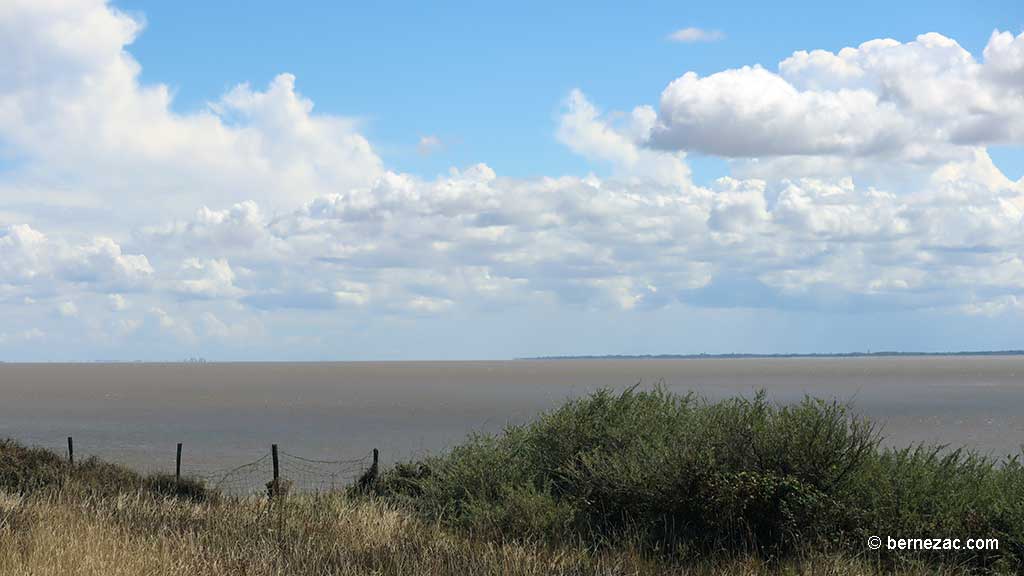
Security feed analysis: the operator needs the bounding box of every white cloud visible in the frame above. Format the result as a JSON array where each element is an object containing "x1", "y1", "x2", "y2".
[
  {"x1": 406, "y1": 295, "x2": 454, "y2": 314},
  {"x1": 177, "y1": 258, "x2": 242, "y2": 299},
  {"x1": 58, "y1": 300, "x2": 78, "y2": 317},
  {"x1": 0, "y1": 2, "x2": 382, "y2": 223},
  {"x1": 667, "y1": 27, "x2": 725, "y2": 43},
  {"x1": 7, "y1": 328, "x2": 46, "y2": 342},
  {"x1": 116, "y1": 317, "x2": 141, "y2": 335},
  {"x1": 108, "y1": 293, "x2": 127, "y2": 310},
  {"x1": 148, "y1": 307, "x2": 194, "y2": 341},
  {"x1": 124, "y1": 142, "x2": 1021, "y2": 318},
  {"x1": 0, "y1": 223, "x2": 151, "y2": 289},
  {"x1": 198, "y1": 311, "x2": 264, "y2": 341},
  {"x1": 62, "y1": 237, "x2": 153, "y2": 285},
  {"x1": 650, "y1": 31, "x2": 1024, "y2": 163},
  {"x1": 417, "y1": 135, "x2": 443, "y2": 156},
  {"x1": 0, "y1": 224, "x2": 49, "y2": 281},
  {"x1": 962, "y1": 295, "x2": 1024, "y2": 317},
  {"x1": 333, "y1": 281, "x2": 371, "y2": 307},
  {"x1": 983, "y1": 29, "x2": 1024, "y2": 88},
  {"x1": 557, "y1": 90, "x2": 693, "y2": 189}
]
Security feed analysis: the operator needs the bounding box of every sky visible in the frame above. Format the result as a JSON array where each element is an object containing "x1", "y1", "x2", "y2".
[{"x1": 0, "y1": 0, "x2": 1023, "y2": 361}]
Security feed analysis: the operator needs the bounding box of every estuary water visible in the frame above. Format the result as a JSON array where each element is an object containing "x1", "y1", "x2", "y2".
[{"x1": 1, "y1": 357, "x2": 1022, "y2": 478}]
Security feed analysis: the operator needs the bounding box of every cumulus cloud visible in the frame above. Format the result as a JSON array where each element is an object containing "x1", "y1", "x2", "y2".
[
  {"x1": 667, "y1": 27, "x2": 725, "y2": 43},
  {"x1": 0, "y1": 224, "x2": 49, "y2": 282},
  {"x1": 557, "y1": 90, "x2": 693, "y2": 188},
  {"x1": 0, "y1": 223, "x2": 151, "y2": 289},
  {"x1": 177, "y1": 258, "x2": 242, "y2": 299},
  {"x1": 650, "y1": 31, "x2": 1024, "y2": 163},
  {"x1": 123, "y1": 143, "x2": 1022, "y2": 322},
  {"x1": 0, "y1": 1, "x2": 382, "y2": 222}
]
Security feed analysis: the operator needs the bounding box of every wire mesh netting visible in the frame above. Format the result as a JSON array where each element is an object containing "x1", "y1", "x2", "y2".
[
  {"x1": 3, "y1": 434, "x2": 377, "y2": 496},
  {"x1": 183, "y1": 450, "x2": 375, "y2": 496},
  {"x1": 183, "y1": 454, "x2": 274, "y2": 496},
  {"x1": 279, "y1": 451, "x2": 372, "y2": 493}
]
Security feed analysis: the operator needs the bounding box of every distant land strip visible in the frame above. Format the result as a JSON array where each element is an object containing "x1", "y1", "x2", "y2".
[{"x1": 522, "y1": 350, "x2": 1024, "y2": 360}]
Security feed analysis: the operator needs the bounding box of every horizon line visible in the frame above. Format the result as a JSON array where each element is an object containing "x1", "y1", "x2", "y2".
[{"x1": 2, "y1": 349, "x2": 1024, "y2": 364}]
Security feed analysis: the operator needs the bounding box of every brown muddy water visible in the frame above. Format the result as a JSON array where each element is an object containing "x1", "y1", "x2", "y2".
[{"x1": 1, "y1": 357, "x2": 1022, "y2": 481}]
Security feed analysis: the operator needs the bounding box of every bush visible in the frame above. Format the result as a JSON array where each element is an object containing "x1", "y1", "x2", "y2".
[
  {"x1": 367, "y1": 387, "x2": 1024, "y2": 570},
  {"x1": 145, "y1": 473, "x2": 215, "y2": 501},
  {"x1": 0, "y1": 439, "x2": 69, "y2": 494},
  {"x1": 0, "y1": 440, "x2": 212, "y2": 502}
]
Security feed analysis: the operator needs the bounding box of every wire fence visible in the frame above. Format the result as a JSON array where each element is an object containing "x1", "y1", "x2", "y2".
[
  {"x1": 182, "y1": 450, "x2": 374, "y2": 495},
  {"x1": 7, "y1": 434, "x2": 378, "y2": 496}
]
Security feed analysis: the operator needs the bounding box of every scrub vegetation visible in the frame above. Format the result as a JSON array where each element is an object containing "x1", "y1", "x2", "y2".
[{"x1": 2, "y1": 388, "x2": 1022, "y2": 575}]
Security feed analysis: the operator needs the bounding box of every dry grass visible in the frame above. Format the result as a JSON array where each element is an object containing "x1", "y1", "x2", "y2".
[{"x1": 0, "y1": 487, "x2": 997, "y2": 576}]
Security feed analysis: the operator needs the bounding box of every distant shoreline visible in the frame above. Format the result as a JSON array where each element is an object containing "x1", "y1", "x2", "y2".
[
  {"x1": 522, "y1": 350, "x2": 1024, "y2": 360},
  {"x1": 3, "y1": 350, "x2": 1024, "y2": 364}
]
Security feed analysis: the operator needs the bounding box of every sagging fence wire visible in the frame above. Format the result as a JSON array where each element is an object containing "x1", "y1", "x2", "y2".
[
  {"x1": 184, "y1": 453, "x2": 273, "y2": 495},
  {"x1": 182, "y1": 449, "x2": 376, "y2": 495},
  {"x1": 277, "y1": 450, "x2": 373, "y2": 493},
  {"x1": 8, "y1": 434, "x2": 379, "y2": 497}
]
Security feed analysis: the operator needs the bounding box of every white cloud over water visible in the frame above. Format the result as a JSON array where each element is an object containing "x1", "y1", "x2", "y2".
[{"x1": 0, "y1": 0, "x2": 1023, "y2": 358}]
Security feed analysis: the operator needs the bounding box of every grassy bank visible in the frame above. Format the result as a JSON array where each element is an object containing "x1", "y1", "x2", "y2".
[{"x1": 2, "y1": 388, "x2": 1023, "y2": 575}]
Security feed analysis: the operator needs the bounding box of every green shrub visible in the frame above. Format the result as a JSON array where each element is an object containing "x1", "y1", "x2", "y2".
[
  {"x1": 0, "y1": 440, "x2": 212, "y2": 502},
  {"x1": 144, "y1": 473, "x2": 215, "y2": 501},
  {"x1": 0, "y1": 439, "x2": 69, "y2": 494},
  {"x1": 368, "y1": 387, "x2": 1024, "y2": 570}
]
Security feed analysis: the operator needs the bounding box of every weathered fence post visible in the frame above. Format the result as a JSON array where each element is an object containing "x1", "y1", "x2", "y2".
[
  {"x1": 357, "y1": 447, "x2": 380, "y2": 492},
  {"x1": 266, "y1": 443, "x2": 288, "y2": 499},
  {"x1": 67, "y1": 436, "x2": 74, "y2": 466},
  {"x1": 272, "y1": 444, "x2": 280, "y2": 483},
  {"x1": 176, "y1": 443, "x2": 183, "y2": 483}
]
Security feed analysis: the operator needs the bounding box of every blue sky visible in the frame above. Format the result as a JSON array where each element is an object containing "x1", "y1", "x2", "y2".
[
  {"x1": 0, "y1": 0, "x2": 1023, "y2": 360},
  {"x1": 117, "y1": 0, "x2": 1023, "y2": 180}
]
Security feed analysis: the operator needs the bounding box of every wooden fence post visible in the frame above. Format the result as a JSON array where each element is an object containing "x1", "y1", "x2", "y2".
[
  {"x1": 373, "y1": 448, "x2": 379, "y2": 468},
  {"x1": 176, "y1": 443, "x2": 182, "y2": 483},
  {"x1": 67, "y1": 436, "x2": 74, "y2": 466},
  {"x1": 272, "y1": 444, "x2": 279, "y2": 484}
]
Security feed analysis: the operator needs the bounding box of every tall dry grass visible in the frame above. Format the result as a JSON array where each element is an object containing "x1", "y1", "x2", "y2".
[{"x1": 0, "y1": 486, "x2": 1000, "y2": 575}]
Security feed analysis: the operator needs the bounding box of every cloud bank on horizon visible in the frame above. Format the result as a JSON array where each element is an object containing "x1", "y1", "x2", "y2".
[{"x1": 1, "y1": 0, "x2": 1023, "y2": 359}]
